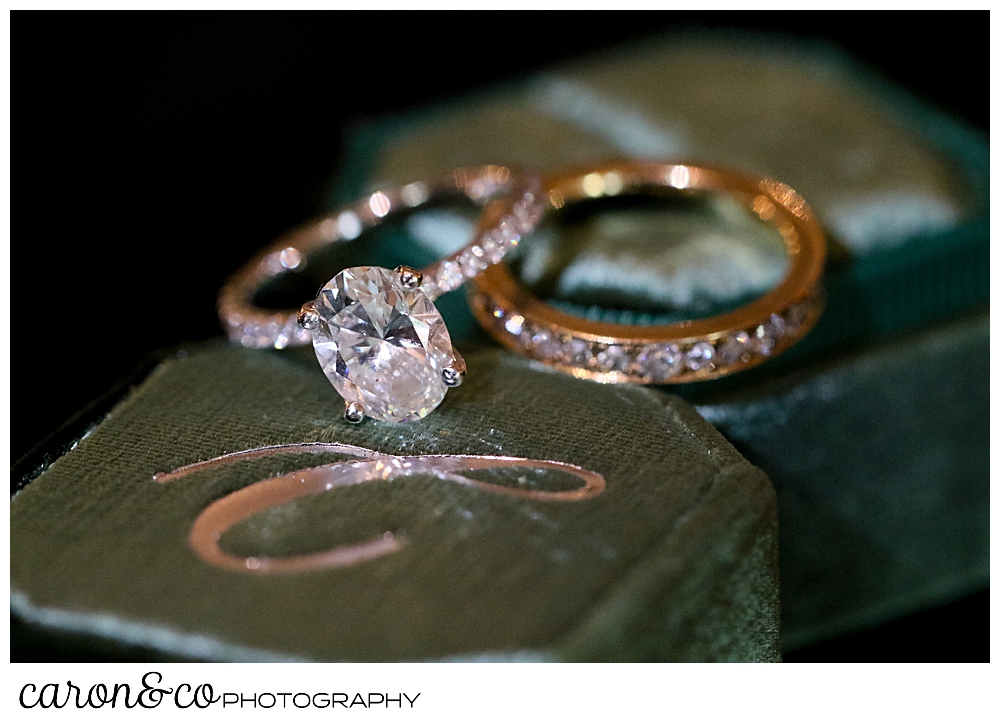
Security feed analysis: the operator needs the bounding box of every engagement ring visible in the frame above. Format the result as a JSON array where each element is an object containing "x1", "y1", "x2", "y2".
[{"x1": 218, "y1": 166, "x2": 544, "y2": 422}]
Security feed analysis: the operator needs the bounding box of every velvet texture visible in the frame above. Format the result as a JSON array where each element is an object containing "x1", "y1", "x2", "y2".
[{"x1": 12, "y1": 343, "x2": 779, "y2": 661}]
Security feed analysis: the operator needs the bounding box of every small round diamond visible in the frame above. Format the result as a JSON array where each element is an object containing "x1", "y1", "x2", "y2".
[
  {"x1": 273, "y1": 321, "x2": 296, "y2": 350},
  {"x1": 480, "y1": 232, "x2": 505, "y2": 264},
  {"x1": 420, "y1": 279, "x2": 440, "y2": 299},
  {"x1": 498, "y1": 218, "x2": 521, "y2": 247},
  {"x1": 751, "y1": 325, "x2": 775, "y2": 356},
  {"x1": 563, "y1": 338, "x2": 593, "y2": 366},
  {"x1": 783, "y1": 301, "x2": 811, "y2": 334},
  {"x1": 459, "y1": 248, "x2": 487, "y2": 277},
  {"x1": 337, "y1": 211, "x2": 362, "y2": 240},
  {"x1": 438, "y1": 260, "x2": 463, "y2": 291},
  {"x1": 530, "y1": 329, "x2": 561, "y2": 359},
  {"x1": 278, "y1": 247, "x2": 302, "y2": 270},
  {"x1": 512, "y1": 194, "x2": 542, "y2": 233},
  {"x1": 504, "y1": 314, "x2": 525, "y2": 336},
  {"x1": 765, "y1": 313, "x2": 787, "y2": 338},
  {"x1": 718, "y1": 332, "x2": 751, "y2": 365},
  {"x1": 400, "y1": 181, "x2": 429, "y2": 207},
  {"x1": 636, "y1": 343, "x2": 684, "y2": 381},
  {"x1": 242, "y1": 320, "x2": 282, "y2": 349},
  {"x1": 596, "y1": 344, "x2": 630, "y2": 372},
  {"x1": 685, "y1": 342, "x2": 716, "y2": 371}
]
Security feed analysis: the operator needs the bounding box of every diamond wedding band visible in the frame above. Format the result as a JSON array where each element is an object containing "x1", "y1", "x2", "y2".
[
  {"x1": 469, "y1": 160, "x2": 827, "y2": 384},
  {"x1": 217, "y1": 166, "x2": 544, "y2": 423}
]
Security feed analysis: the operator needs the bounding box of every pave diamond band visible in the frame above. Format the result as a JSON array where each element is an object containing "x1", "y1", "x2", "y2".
[
  {"x1": 469, "y1": 160, "x2": 827, "y2": 384},
  {"x1": 472, "y1": 292, "x2": 823, "y2": 384},
  {"x1": 217, "y1": 166, "x2": 542, "y2": 423}
]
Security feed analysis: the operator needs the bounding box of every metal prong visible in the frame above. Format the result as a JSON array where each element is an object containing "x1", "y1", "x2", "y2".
[
  {"x1": 442, "y1": 367, "x2": 465, "y2": 388},
  {"x1": 298, "y1": 301, "x2": 320, "y2": 330},
  {"x1": 344, "y1": 401, "x2": 365, "y2": 424},
  {"x1": 442, "y1": 349, "x2": 466, "y2": 388},
  {"x1": 395, "y1": 265, "x2": 423, "y2": 290}
]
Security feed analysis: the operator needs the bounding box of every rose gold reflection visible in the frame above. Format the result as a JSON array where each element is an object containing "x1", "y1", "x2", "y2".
[
  {"x1": 156, "y1": 443, "x2": 605, "y2": 574},
  {"x1": 152, "y1": 441, "x2": 383, "y2": 484},
  {"x1": 761, "y1": 179, "x2": 811, "y2": 220},
  {"x1": 779, "y1": 221, "x2": 801, "y2": 253},
  {"x1": 752, "y1": 195, "x2": 776, "y2": 221},
  {"x1": 489, "y1": 165, "x2": 511, "y2": 185}
]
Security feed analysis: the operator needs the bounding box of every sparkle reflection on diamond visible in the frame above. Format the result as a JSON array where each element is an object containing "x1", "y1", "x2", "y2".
[
  {"x1": 563, "y1": 339, "x2": 593, "y2": 366},
  {"x1": 685, "y1": 342, "x2": 715, "y2": 371},
  {"x1": 597, "y1": 345, "x2": 629, "y2": 371},
  {"x1": 751, "y1": 325, "x2": 775, "y2": 356},
  {"x1": 530, "y1": 329, "x2": 561, "y2": 359},
  {"x1": 505, "y1": 315, "x2": 525, "y2": 335},
  {"x1": 310, "y1": 266, "x2": 455, "y2": 422},
  {"x1": 719, "y1": 332, "x2": 751, "y2": 365},
  {"x1": 637, "y1": 343, "x2": 684, "y2": 381}
]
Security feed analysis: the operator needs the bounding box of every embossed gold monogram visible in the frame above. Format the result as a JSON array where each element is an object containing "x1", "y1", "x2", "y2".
[{"x1": 155, "y1": 443, "x2": 605, "y2": 575}]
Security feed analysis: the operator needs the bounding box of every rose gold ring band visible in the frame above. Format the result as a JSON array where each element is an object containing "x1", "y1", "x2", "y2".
[
  {"x1": 217, "y1": 165, "x2": 543, "y2": 349},
  {"x1": 469, "y1": 160, "x2": 827, "y2": 384}
]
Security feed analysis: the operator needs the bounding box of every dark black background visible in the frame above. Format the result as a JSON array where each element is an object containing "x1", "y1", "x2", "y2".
[{"x1": 15, "y1": 11, "x2": 987, "y2": 661}]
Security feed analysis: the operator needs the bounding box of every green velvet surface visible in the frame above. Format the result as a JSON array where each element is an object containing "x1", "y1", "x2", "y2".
[
  {"x1": 11, "y1": 342, "x2": 778, "y2": 662},
  {"x1": 696, "y1": 315, "x2": 989, "y2": 651}
]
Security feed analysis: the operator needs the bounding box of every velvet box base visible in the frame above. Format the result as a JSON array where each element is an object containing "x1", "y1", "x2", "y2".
[{"x1": 12, "y1": 342, "x2": 779, "y2": 662}]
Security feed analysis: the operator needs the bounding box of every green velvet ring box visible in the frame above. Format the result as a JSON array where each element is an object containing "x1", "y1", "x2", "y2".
[
  {"x1": 11, "y1": 342, "x2": 780, "y2": 661},
  {"x1": 329, "y1": 32, "x2": 988, "y2": 652},
  {"x1": 11, "y1": 33, "x2": 986, "y2": 661}
]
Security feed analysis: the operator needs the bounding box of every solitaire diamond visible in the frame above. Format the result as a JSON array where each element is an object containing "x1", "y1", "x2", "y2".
[{"x1": 309, "y1": 266, "x2": 457, "y2": 422}]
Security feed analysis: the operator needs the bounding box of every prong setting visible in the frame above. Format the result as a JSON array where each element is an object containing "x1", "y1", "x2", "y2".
[
  {"x1": 442, "y1": 350, "x2": 466, "y2": 388},
  {"x1": 344, "y1": 401, "x2": 365, "y2": 424},
  {"x1": 297, "y1": 301, "x2": 320, "y2": 330},
  {"x1": 395, "y1": 265, "x2": 423, "y2": 290},
  {"x1": 442, "y1": 367, "x2": 465, "y2": 388}
]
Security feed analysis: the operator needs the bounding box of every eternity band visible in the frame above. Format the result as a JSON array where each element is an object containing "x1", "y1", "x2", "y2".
[{"x1": 470, "y1": 160, "x2": 827, "y2": 384}]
